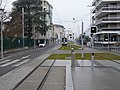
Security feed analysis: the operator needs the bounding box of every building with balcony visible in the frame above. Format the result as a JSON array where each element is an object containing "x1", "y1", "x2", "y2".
[
  {"x1": 92, "y1": 0, "x2": 120, "y2": 45},
  {"x1": 34, "y1": 0, "x2": 53, "y2": 45}
]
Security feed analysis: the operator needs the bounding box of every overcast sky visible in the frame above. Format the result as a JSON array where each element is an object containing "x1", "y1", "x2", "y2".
[
  {"x1": 3, "y1": 0, "x2": 92, "y2": 37},
  {"x1": 48, "y1": 0, "x2": 92, "y2": 36}
]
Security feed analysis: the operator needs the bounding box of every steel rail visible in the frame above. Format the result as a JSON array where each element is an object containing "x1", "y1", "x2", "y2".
[
  {"x1": 37, "y1": 50, "x2": 62, "y2": 90},
  {"x1": 37, "y1": 60, "x2": 56, "y2": 90},
  {"x1": 12, "y1": 58, "x2": 47, "y2": 90}
]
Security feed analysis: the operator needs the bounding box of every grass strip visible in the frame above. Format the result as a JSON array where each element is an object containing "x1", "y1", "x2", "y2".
[
  {"x1": 58, "y1": 45, "x2": 81, "y2": 50},
  {"x1": 47, "y1": 53, "x2": 120, "y2": 60}
]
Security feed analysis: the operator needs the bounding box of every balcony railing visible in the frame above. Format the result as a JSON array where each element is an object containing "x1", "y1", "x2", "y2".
[
  {"x1": 102, "y1": 7, "x2": 120, "y2": 10},
  {"x1": 100, "y1": 27, "x2": 120, "y2": 31},
  {"x1": 95, "y1": 7, "x2": 120, "y2": 17},
  {"x1": 96, "y1": 17, "x2": 120, "y2": 25},
  {"x1": 102, "y1": 17, "x2": 120, "y2": 21},
  {"x1": 92, "y1": 0, "x2": 120, "y2": 7}
]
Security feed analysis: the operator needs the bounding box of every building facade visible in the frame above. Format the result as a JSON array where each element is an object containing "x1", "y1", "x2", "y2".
[
  {"x1": 53, "y1": 24, "x2": 65, "y2": 43},
  {"x1": 92, "y1": 0, "x2": 120, "y2": 45},
  {"x1": 34, "y1": 0, "x2": 53, "y2": 45}
]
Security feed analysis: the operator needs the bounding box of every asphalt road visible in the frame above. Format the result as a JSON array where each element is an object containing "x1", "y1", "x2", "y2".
[{"x1": 0, "y1": 44, "x2": 56, "y2": 77}]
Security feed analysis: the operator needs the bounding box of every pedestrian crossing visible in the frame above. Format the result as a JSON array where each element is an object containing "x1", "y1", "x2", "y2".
[
  {"x1": 0, "y1": 55, "x2": 31, "y2": 67},
  {"x1": 12, "y1": 59, "x2": 30, "y2": 67}
]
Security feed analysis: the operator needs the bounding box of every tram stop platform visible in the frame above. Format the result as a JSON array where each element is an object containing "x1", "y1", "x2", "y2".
[
  {"x1": 0, "y1": 44, "x2": 120, "y2": 90},
  {"x1": 48, "y1": 60, "x2": 120, "y2": 90}
]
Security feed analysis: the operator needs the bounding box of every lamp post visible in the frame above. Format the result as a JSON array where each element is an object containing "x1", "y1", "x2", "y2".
[
  {"x1": 22, "y1": 8, "x2": 25, "y2": 48},
  {"x1": 87, "y1": 5, "x2": 92, "y2": 26},
  {"x1": 33, "y1": 25, "x2": 36, "y2": 49},
  {"x1": 73, "y1": 18, "x2": 84, "y2": 59},
  {"x1": 81, "y1": 21, "x2": 84, "y2": 59},
  {"x1": 0, "y1": 8, "x2": 4, "y2": 59}
]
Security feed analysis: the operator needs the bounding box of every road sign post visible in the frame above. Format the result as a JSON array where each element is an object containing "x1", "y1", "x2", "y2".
[
  {"x1": 91, "y1": 26, "x2": 97, "y2": 70},
  {"x1": 71, "y1": 48, "x2": 75, "y2": 68},
  {"x1": 0, "y1": 9, "x2": 4, "y2": 59},
  {"x1": 81, "y1": 22, "x2": 84, "y2": 59},
  {"x1": 69, "y1": 34, "x2": 72, "y2": 48}
]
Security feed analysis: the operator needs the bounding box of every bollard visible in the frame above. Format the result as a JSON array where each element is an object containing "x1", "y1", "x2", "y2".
[{"x1": 71, "y1": 48, "x2": 75, "y2": 68}]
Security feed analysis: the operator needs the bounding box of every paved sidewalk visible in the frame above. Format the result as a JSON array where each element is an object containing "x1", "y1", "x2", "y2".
[
  {"x1": 0, "y1": 45, "x2": 61, "y2": 90},
  {"x1": 0, "y1": 44, "x2": 120, "y2": 90},
  {"x1": 43, "y1": 60, "x2": 120, "y2": 90},
  {"x1": 73, "y1": 66, "x2": 120, "y2": 90},
  {"x1": 40, "y1": 44, "x2": 120, "y2": 90}
]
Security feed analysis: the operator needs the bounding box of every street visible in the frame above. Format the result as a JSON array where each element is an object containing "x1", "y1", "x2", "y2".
[{"x1": 0, "y1": 44, "x2": 56, "y2": 76}]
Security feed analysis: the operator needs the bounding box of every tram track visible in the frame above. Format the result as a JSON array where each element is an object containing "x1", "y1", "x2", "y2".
[
  {"x1": 37, "y1": 60, "x2": 56, "y2": 90},
  {"x1": 12, "y1": 58, "x2": 48, "y2": 90},
  {"x1": 12, "y1": 59, "x2": 56, "y2": 90},
  {"x1": 12, "y1": 49, "x2": 62, "y2": 90}
]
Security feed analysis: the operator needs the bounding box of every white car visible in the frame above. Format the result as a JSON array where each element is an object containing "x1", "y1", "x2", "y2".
[
  {"x1": 39, "y1": 43, "x2": 46, "y2": 47},
  {"x1": 39, "y1": 40, "x2": 46, "y2": 47}
]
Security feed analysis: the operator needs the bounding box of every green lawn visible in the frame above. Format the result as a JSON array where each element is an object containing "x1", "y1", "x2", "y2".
[
  {"x1": 47, "y1": 53, "x2": 120, "y2": 60},
  {"x1": 58, "y1": 45, "x2": 81, "y2": 50},
  {"x1": 68, "y1": 42, "x2": 74, "y2": 44}
]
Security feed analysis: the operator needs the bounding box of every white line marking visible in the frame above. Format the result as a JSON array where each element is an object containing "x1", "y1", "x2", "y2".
[
  {"x1": 0, "y1": 59, "x2": 21, "y2": 67},
  {"x1": 66, "y1": 66, "x2": 74, "y2": 90},
  {"x1": 12, "y1": 59, "x2": 30, "y2": 67},
  {"x1": 0, "y1": 60, "x2": 11, "y2": 64},
  {"x1": 0, "y1": 56, "x2": 11, "y2": 61},
  {"x1": 21, "y1": 55, "x2": 30, "y2": 59}
]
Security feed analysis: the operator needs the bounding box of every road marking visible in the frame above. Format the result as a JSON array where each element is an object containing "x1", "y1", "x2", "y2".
[
  {"x1": 0, "y1": 55, "x2": 30, "y2": 67},
  {"x1": 0, "y1": 60, "x2": 10, "y2": 64},
  {"x1": 0, "y1": 56, "x2": 11, "y2": 61},
  {"x1": 21, "y1": 55, "x2": 30, "y2": 59},
  {"x1": 12, "y1": 59, "x2": 30, "y2": 67},
  {"x1": 0, "y1": 59, "x2": 21, "y2": 67}
]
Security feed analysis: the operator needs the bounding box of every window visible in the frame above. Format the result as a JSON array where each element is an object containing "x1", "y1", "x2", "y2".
[{"x1": 110, "y1": 3, "x2": 117, "y2": 7}]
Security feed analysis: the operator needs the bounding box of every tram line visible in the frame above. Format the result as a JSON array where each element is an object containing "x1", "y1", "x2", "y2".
[{"x1": 12, "y1": 48, "x2": 62, "y2": 90}]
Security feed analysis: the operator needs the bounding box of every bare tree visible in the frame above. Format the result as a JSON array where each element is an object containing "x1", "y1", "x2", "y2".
[
  {"x1": 0, "y1": 0, "x2": 2, "y2": 6},
  {"x1": 0, "y1": 0, "x2": 7, "y2": 10}
]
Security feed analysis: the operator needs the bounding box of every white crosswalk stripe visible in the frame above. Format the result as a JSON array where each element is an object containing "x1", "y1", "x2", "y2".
[
  {"x1": 21, "y1": 55, "x2": 30, "y2": 59},
  {"x1": 0, "y1": 60, "x2": 10, "y2": 64},
  {"x1": 0, "y1": 59, "x2": 21, "y2": 67},
  {"x1": 12, "y1": 59, "x2": 30, "y2": 67},
  {"x1": 0, "y1": 55, "x2": 31, "y2": 67}
]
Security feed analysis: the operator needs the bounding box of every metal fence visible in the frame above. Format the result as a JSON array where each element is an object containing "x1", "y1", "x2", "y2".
[
  {"x1": 94, "y1": 45, "x2": 120, "y2": 55},
  {"x1": 0, "y1": 37, "x2": 34, "y2": 50}
]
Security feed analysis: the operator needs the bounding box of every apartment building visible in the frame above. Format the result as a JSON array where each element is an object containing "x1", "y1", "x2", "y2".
[
  {"x1": 92, "y1": 0, "x2": 120, "y2": 45},
  {"x1": 35, "y1": 0, "x2": 53, "y2": 45}
]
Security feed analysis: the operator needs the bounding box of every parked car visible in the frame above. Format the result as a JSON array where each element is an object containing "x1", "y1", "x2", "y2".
[{"x1": 39, "y1": 39, "x2": 46, "y2": 47}]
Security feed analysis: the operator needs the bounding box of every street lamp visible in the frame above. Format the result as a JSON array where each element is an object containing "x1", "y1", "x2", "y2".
[
  {"x1": 87, "y1": 5, "x2": 92, "y2": 26},
  {"x1": 33, "y1": 26, "x2": 36, "y2": 49},
  {"x1": 73, "y1": 18, "x2": 84, "y2": 59},
  {"x1": 22, "y1": 8, "x2": 25, "y2": 48},
  {"x1": 0, "y1": 8, "x2": 4, "y2": 59}
]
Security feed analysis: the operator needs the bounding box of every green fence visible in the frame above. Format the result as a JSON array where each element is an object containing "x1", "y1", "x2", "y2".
[{"x1": 0, "y1": 37, "x2": 34, "y2": 50}]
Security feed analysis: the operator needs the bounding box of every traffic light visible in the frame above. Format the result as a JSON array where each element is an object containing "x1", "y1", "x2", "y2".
[
  {"x1": 91, "y1": 26, "x2": 97, "y2": 37},
  {"x1": 91, "y1": 26, "x2": 97, "y2": 33}
]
